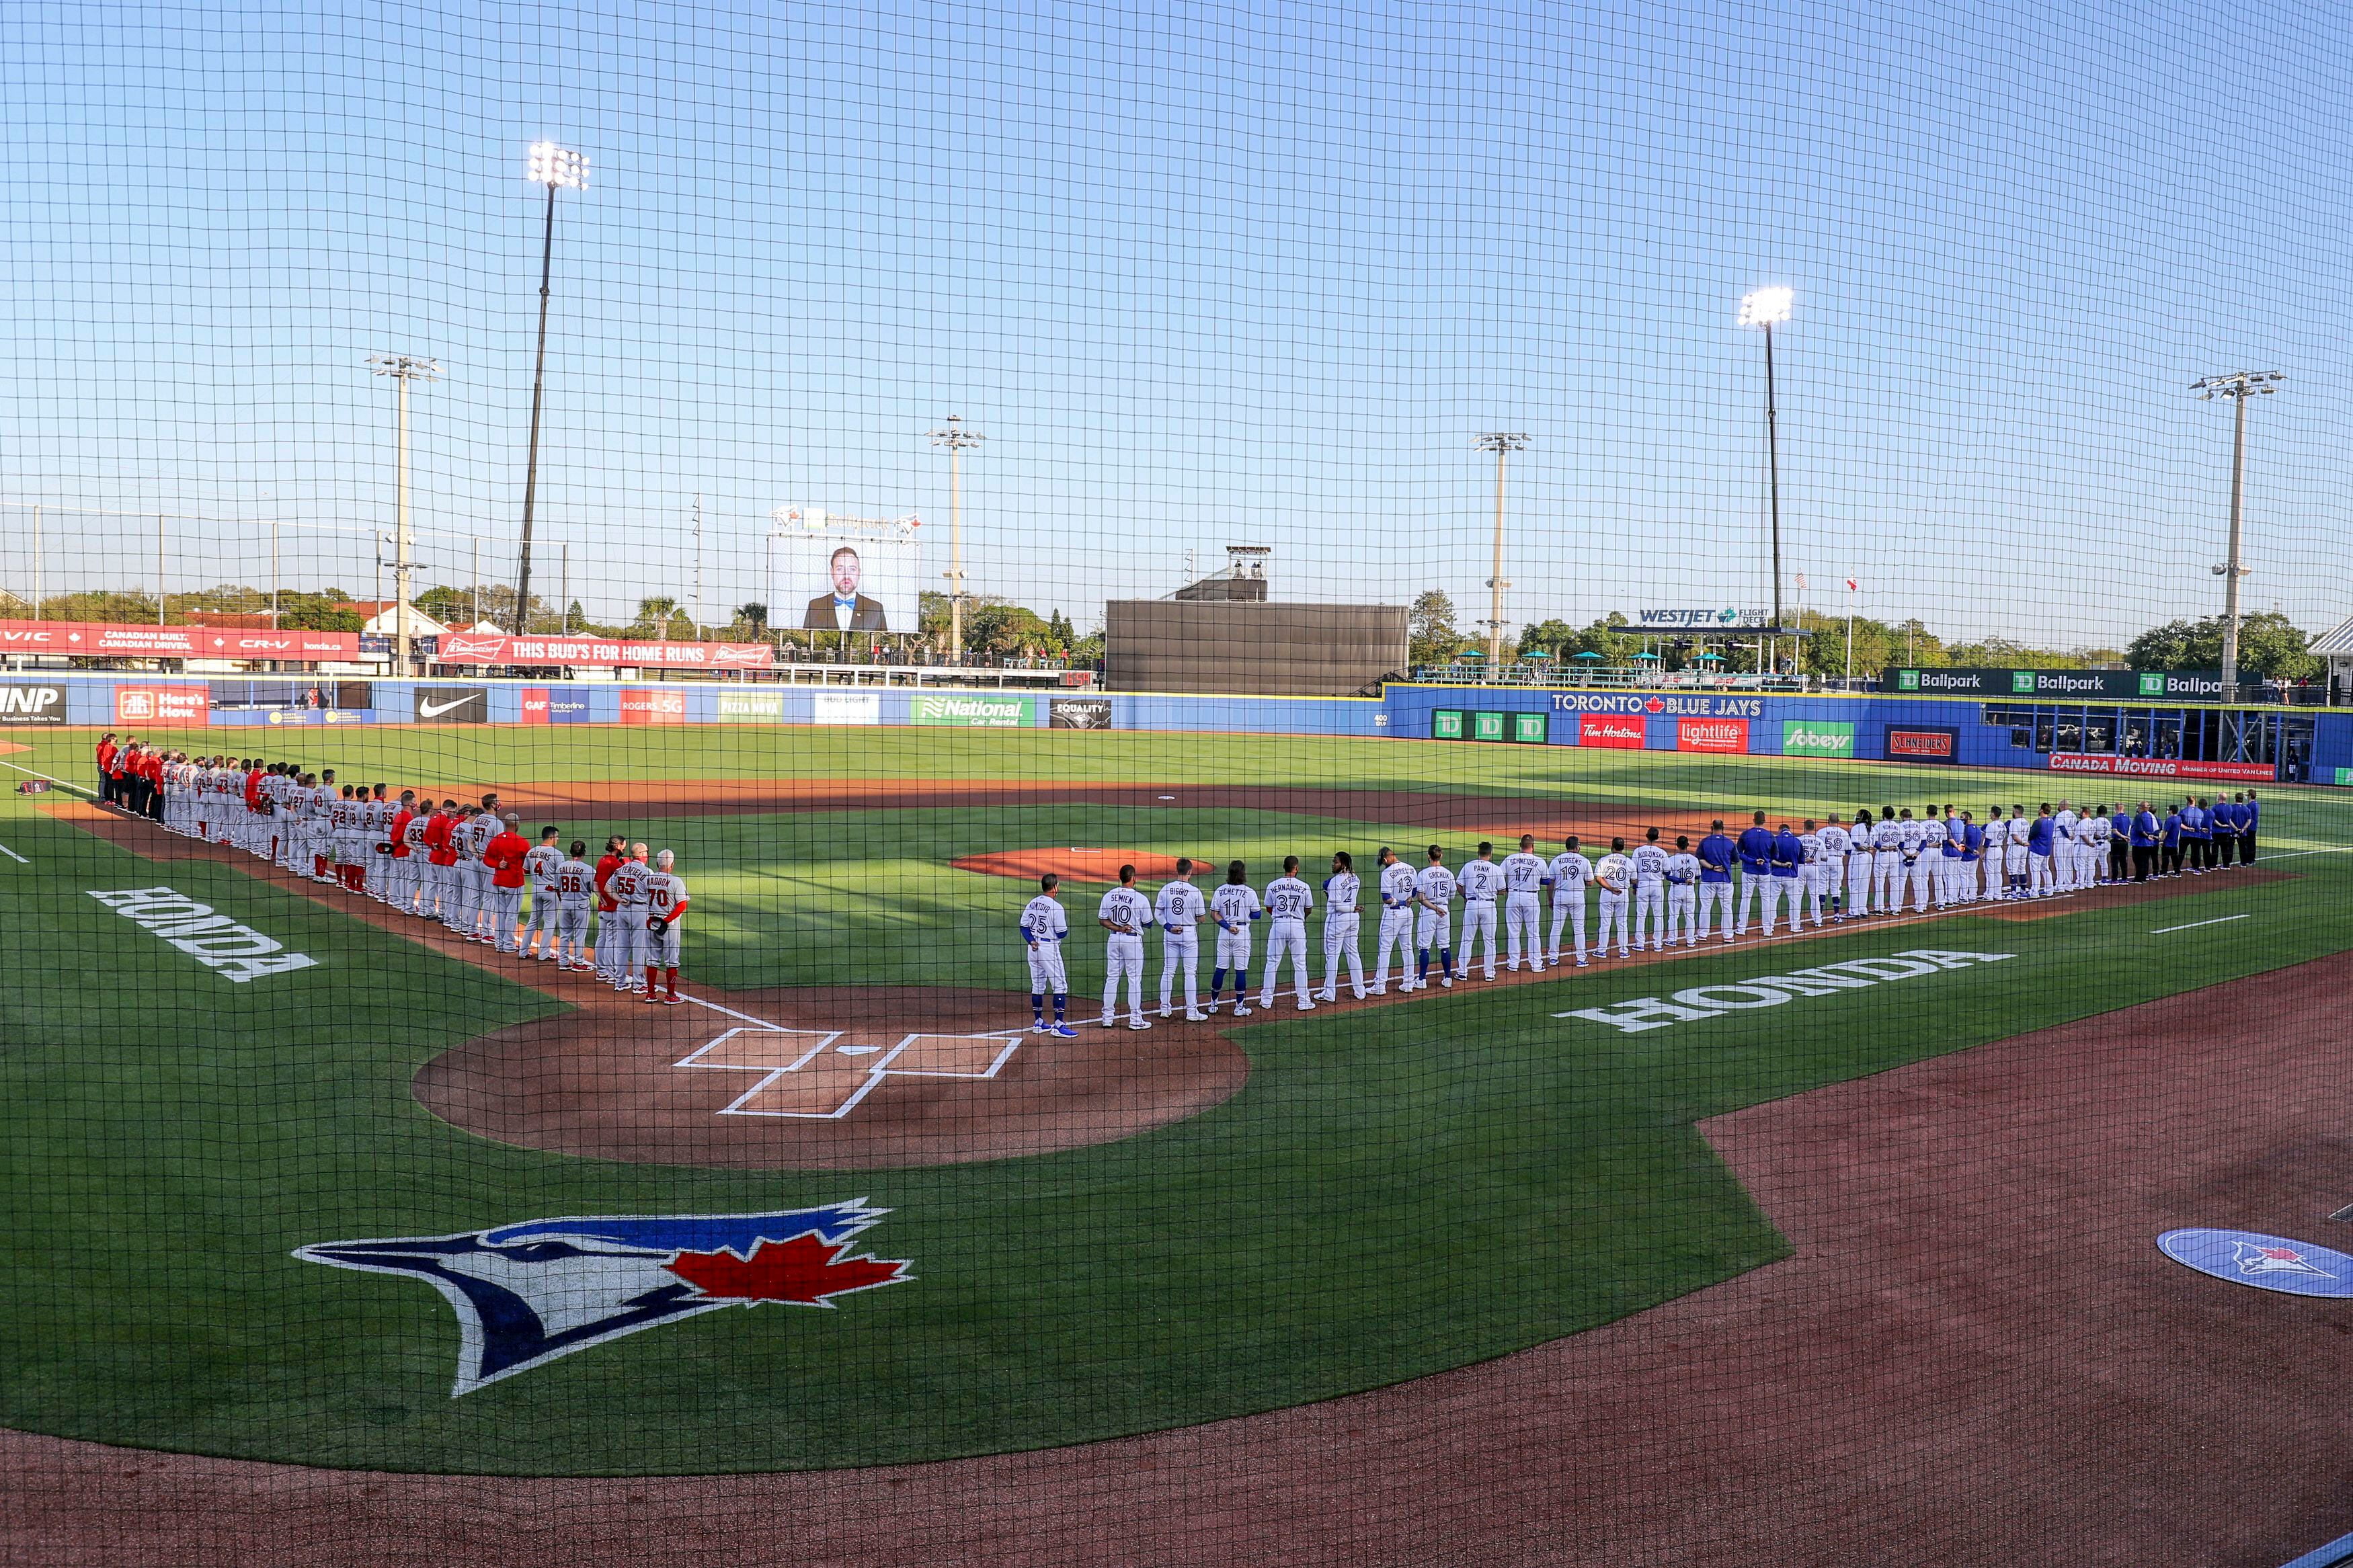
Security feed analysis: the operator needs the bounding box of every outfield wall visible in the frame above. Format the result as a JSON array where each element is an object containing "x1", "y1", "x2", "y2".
[{"x1": 15, "y1": 675, "x2": 2346, "y2": 785}]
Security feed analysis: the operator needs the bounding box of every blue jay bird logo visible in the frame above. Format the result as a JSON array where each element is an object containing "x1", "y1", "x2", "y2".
[{"x1": 294, "y1": 1203, "x2": 910, "y2": 1395}]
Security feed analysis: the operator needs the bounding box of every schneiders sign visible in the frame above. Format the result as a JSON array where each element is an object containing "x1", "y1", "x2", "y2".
[
  {"x1": 1556, "y1": 948, "x2": 2012, "y2": 1033},
  {"x1": 87, "y1": 887, "x2": 317, "y2": 983}
]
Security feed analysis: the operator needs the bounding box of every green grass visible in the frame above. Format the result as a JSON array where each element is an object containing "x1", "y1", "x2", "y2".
[{"x1": 0, "y1": 725, "x2": 2345, "y2": 1475}]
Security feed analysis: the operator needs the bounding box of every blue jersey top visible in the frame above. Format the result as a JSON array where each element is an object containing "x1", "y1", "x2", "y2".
[
  {"x1": 2161, "y1": 812, "x2": 2182, "y2": 846},
  {"x1": 1961, "y1": 823, "x2": 1983, "y2": 860},
  {"x1": 1696, "y1": 833, "x2": 1737, "y2": 884},
  {"x1": 1770, "y1": 829, "x2": 1802, "y2": 876},
  {"x1": 2027, "y1": 816, "x2": 2055, "y2": 854},
  {"x1": 2133, "y1": 810, "x2": 2160, "y2": 846},
  {"x1": 2243, "y1": 798, "x2": 2260, "y2": 830},
  {"x1": 2181, "y1": 804, "x2": 2208, "y2": 839},
  {"x1": 2110, "y1": 811, "x2": 2132, "y2": 841},
  {"x1": 1736, "y1": 826, "x2": 1775, "y2": 872},
  {"x1": 2216, "y1": 800, "x2": 2241, "y2": 832}
]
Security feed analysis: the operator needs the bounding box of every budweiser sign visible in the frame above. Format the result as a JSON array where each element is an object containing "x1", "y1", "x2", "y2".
[
  {"x1": 2048, "y1": 753, "x2": 2274, "y2": 784},
  {"x1": 432, "y1": 634, "x2": 774, "y2": 669},
  {"x1": 0, "y1": 619, "x2": 359, "y2": 657}
]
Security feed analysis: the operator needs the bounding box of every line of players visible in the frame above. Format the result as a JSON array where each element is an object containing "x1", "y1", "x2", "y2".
[
  {"x1": 1009, "y1": 792, "x2": 2264, "y2": 1030},
  {"x1": 135, "y1": 753, "x2": 693, "y2": 1005}
]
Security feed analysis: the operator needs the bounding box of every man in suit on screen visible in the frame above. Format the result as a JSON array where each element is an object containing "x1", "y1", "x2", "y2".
[{"x1": 803, "y1": 546, "x2": 889, "y2": 631}]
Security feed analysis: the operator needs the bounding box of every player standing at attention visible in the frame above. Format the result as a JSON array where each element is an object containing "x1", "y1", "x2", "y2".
[
  {"x1": 1733, "y1": 811, "x2": 1775, "y2": 938},
  {"x1": 2108, "y1": 804, "x2": 2132, "y2": 884},
  {"x1": 1258, "y1": 856, "x2": 1317, "y2": 1010},
  {"x1": 1155, "y1": 858, "x2": 1208, "y2": 1020},
  {"x1": 461, "y1": 795, "x2": 504, "y2": 938},
  {"x1": 1455, "y1": 843, "x2": 1503, "y2": 979},
  {"x1": 1316, "y1": 850, "x2": 1365, "y2": 1002},
  {"x1": 1954, "y1": 810, "x2": 1981, "y2": 902},
  {"x1": 1412, "y1": 845, "x2": 1459, "y2": 989},
  {"x1": 1795, "y1": 819, "x2": 1827, "y2": 928},
  {"x1": 384, "y1": 792, "x2": 416, "y2": 913},
  {"x1": 640, "y1": 850, "x2": 690, "y2": 1003},
  {"x1": 1763, "y1": 821, "x2": 1802, "y2": 936},
  {"x1": 1664, "y1": 835, "x2": 1702, "y2": 947},
  {"x1": 604, "y1": 845, "x2": 653, "y2": 989},
  {"x1": 1843, "y1": 809, "x2": 1874, "y2": 919},
  {"x1": 1370, "y1": 848, "x2": 1419, "y2": 995},
  {"x1": 2027, "y1": 804, "x2": 2059, "y2": 896},
  {"x1": 1981, "y1": 807, "x2": 2008, "y2": 899},
  {"x1": 1593, "y1": 838, "x2": 1633, "y2": 960},
  {"x1": 2184, "y1": 796, "x2": 2213, "y2": 874},
  {"x1": 1628, "y1": 829, "x2": 1669, "y2": 952},
  {"x1": 1546, "y1": 835, "x2": 1592, "y2": 966},
  {"x1": 1696, "y1": 820, "x2": 1737, "y2": 941},
  {"x1": 522, "y1": 828, "x2": 565, "y2": 959},
  {"x1": 1020, "y1": 873, "x2": 1077, "y2": 1036},
  {"x1": 591, "y1": 835, "x2": 626, "y2": 981},
  {"x1": 1207, "y1": 861, "x2": 1263, "y2": 1016},
  {"x1": 483, "y1": 814, "x2": 532, "y2": 954},
  {"x1": 1501, "y1": 835, "x2": 1548, "y2": 973},
  {"x1": 553, "y1": 841, "x2": 596, "y2": 969},
  {"x1": 2053, "y1": 800, "x2": 2081, "y2": 893},
  {"x1": 1096, "y1": 864, "x2": 1157, "y2": 1030},
  {"x1": 1816, "y1": 814, "x2": 1851, "y2": 922},
  {"x1": 1909, "y1": 807, "x2": 1943, "y2": 913}
]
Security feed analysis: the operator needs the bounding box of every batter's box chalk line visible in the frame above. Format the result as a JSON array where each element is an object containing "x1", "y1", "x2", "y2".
[{"x1": 674, "y1": 1024, "x2": 1029, "y2": 1120}]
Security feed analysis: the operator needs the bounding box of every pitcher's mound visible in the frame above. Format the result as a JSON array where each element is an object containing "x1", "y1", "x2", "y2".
[{"x1": 952, "y1": 847, "x2": 1204, "y2": 883}]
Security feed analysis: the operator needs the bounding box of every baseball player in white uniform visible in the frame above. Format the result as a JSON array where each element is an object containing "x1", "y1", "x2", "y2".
[
  {"x1": 1097, "y1": 865, "x2": 1157, "y2": 1028},
  {"x1": 1155, "y1": 859, "x2": 1208, "y2": 1020},
  {"x1": 2079, "y1": 805, "x2": 2109, "y2": 887},
  {"x1": 1207, "y1": 862, "x2": 1263, "y2": 1015},
  {"x1": 522, "y1": 828, "x2": 565, "y2": 960},
  {"x1": 1796, "y1": 819, "x2": 1829, "y2": 927},
  {"x1": 1258, "y1": 856, "x2": 1316, "y2": 1010},
  {"x1": 1629, "y1": 830, "x2": 1670, "y2": 952},
  {"x1": 1980, "y1": 808, "x2": 2008, "y2": 901},
  {"x1": 1455, "y1": 844, "x2": 1503, "y2": 980},
  {"x1": 1872, "y1": 809, "x2": 1907, "y2": 914},
  {"x1": 1316, "y1": 850, "x2": 1365, "y2": 1002},
  {"x1": 458, "y1": 798, "x2": 502, "y2": 938},
  {"x1": 639, "y1": 849, "x2": 689, "y2": 1003},
  {"x1": 2004, "y1": 803, "x2": 2032, "y2": 897},
  {"x1": 1815, "y1": 815, "x2": 1850, "y2": 923},
  {"x1": 1020, "y1": 873, "x2": 1077, "y2": 1035},
  {"x1": 553, "y1": 841, "x2": 596, "y2": 969},
  {"x1": 1412, "y1": 846, "x2": 1458, "y2": 988},
  {"x1": 2052, "y1": 802, "x2": 2080, "y2": 893},
  {"x1": 603, "y1": 845, "x2": 651, "y2": 989},
  {"x1": 1370, "y1": 848, "x2": 1419, "y2": 995},
  {"x1": 1664, "y1": 835, "x2": 1702, "y2": 947},
  {"x1": 1845, "y1": 809, "x2": 1876, "y2": 918},
  {"x1": 1547, "y1": 837, "x2": 1591, "y2": 966},
  {"x1": 1593, "y1": 838, "x2": 1633, "y2": 960},
  {"x1": 1501, "y1": 835, "x2": 1548, "y2": 973},
  {"x1": 1911, "y1": 808, "x2": 1944, "y2": 913}
]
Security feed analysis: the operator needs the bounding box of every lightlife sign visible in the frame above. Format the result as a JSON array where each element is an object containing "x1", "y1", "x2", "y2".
[
  {"x1": 1886, "y1": 667, "x2": 2229, "y2": 701},
  {"x1": 433, "y1": 634, "x2": 774, "y2": 669}
]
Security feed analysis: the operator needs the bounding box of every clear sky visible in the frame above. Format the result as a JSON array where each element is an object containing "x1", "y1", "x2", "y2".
[{"x1": 3, "y1": 0, "x2": 2350, "y2": 644}]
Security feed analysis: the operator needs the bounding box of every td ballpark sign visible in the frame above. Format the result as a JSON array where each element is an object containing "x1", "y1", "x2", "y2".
[{"x1": 1557, "y1": 948, "x2": 2013, "y2": 1033}]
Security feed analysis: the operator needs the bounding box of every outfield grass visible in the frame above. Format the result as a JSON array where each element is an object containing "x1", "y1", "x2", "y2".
[{"x1": 1, "y1": 725, "x2": 2345, "y2": 1475}]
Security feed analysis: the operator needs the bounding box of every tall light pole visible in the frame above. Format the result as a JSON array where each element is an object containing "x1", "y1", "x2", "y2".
[
  {"x1": 515, "y1": 141, "x2": 588, "y2": 637},
  {"x1": 2192, "y1": 370, "x2": 2281, "y2": 692},
  {"x1": 1739, "y1": 286, "x2": 1794, "y2": 673},
  {"x1": 370, "y1": 354, "x2": 440, "y2": 673},
  {"x1": 929, "y1": 416, "x2": 983, "y2": 664},
  {"x1": 1474, "y1": 432, "x2": 1529, "y2": 670}
]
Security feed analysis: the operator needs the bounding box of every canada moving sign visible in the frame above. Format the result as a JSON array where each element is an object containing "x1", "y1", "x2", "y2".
[
  {"x1": 435, "y1": 634, "x2": 773, "y2": 669},
  {"x1": 2048, "y1": 752, "x2": 2274, "y2": 784}
]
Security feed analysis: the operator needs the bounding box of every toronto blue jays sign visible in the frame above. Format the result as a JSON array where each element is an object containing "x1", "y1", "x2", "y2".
[
  {"x1": 2155, "y1": 1229, "x2": 2353, "y2": 1298},
  {"x1": 295, "y1": 1203, "x2": 911, "y2": 1394}
]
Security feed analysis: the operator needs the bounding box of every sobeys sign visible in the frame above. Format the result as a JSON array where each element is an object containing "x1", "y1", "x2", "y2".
[
  {"x1": 1781, "y1": 720, "x2": 1855, "y2": 757},
  {"x1": 912, "y1": 694, "x2": 1037, "y2": 728}
]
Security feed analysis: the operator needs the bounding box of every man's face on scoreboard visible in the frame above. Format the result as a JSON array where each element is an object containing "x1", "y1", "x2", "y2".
[{"x1": 830, "y1": 548, "x2": 863, "y2": 598}]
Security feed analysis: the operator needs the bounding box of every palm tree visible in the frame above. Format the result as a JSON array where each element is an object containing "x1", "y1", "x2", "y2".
[{"x1": 637, "y1": 595, "x2": 680, "y2": 637}]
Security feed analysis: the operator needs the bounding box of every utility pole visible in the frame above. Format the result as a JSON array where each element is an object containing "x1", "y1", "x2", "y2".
[
  {"x1": 692, "y1": 493, "x2": 704, "y2": 638},
  {"x1": 2192, "y1": 370, "x2": 2282, "y2": 692},
  {"x1": 929, "y1": 416, "x2": 984, "y2": 664},
  {"x1": 1474, "y1": 433, "x2": 1529, "y2": 671},
  {"x1": 1739, "y1": 287, "x2": 1795, "y2": 673},
  {"x1": 515, "y1": 142, "x2": 588, "y2": 638},
  {"x1": 370, "y1": 354, "x2": 439, "y2": 673},
  {"x1": 30, "y1": 505, "x2": 40, "y2": 620},
  {"x1": 157, "y1": 513, "x2": 167, "y2": 626}
]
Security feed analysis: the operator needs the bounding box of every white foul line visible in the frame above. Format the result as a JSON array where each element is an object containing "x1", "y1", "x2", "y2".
[
  {"x1": 2151, "y1": 914, "x2": 2251, "y2": 935},
  {"x1": 0, "y1": 841, "x2": 26, "y2": 864},
  {"x1": 0, "y1": 760, "x2": 92, "y2": 796},
  {"x1": 676, "y1": 991, "x2": 785, "y2": 1030},
  {"x1": 2254, "y1": 846, "x2": 2353, "y2": 861}
]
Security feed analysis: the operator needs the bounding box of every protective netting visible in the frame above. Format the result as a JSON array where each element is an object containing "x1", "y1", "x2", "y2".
[{"x1": 5, "y1": 5, "x2": 2353, "y2": 1566}]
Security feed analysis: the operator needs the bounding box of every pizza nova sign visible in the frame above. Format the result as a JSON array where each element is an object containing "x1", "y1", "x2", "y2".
[{"x1": 1556, "y1": 948, "x2": 2012, "y2": 1033}]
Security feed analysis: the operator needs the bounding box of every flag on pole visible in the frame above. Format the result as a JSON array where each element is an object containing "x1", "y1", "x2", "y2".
[{"x1": 1845, "y1": 576, "x2": 1858, "y2": 593}]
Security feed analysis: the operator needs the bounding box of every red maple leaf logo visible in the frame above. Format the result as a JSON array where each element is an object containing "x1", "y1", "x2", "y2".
[
  {"x1": 664, "y1": 1233, "x2": 910, "y2": 1306},
  {"x1": 1644, "y1": 697, "x2": 1665, "y2": 713}
]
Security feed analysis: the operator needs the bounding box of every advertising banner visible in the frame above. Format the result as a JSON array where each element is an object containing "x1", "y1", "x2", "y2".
[
  {"x1": 1886, "y1": 725, "x2": 1958, "y2": 761},
  {"x1": 715, "y1": 691, "x2": 786, "y2": 724},
  {"x1": 2047, "y1": 753, "x2": 2274, "y2": 784},
  {"x1": 1781, "y1": 719, "x2": 1855, "y2": 758},
  {"x1": 1511, "y1": 711, "x2": 1548, "y2": 744},
  {"x1": 811, "y1": 691, "x2": 881, "y2": 726},
  {"x1": 0, "y1": 619, "x2": 360, "y2": 659},
  {"x1": 259, "y1": 706, "x2": 372, "y2": 727},
  {"x1": 0, "y1": 683, "x2": 67, "y2": 725},
  {"x1": 1675, "y1": 717, "x2": 1750, "y2": 754},
  {"x1": 1049, "y1": 698, "x2": 1113, "y2": 730},
  {"x1": 413, "y1": 686, "x2": 489, "y2": 725},
  {"x1": 1885, "y1": 667, "x2": 2227, "y2": 702},
  {"x1": 619, "y1": 688, "x2": 688, "y2": 726},
  {"x1": 517, "y1": 688, "x2": 552, "y2": 725},
  {"x1": 432, "y1": 633, "x2": 773, "y2": 669},
  {"x1": 114, "y1": 686, "x2": 210, "y2": 727},
  {"x1": 912, "y1": 694, "x2": 1036, "y2": 728},
  {"x1": 546, "y1": 691, "x2": 594, "y2": 724},
  {"x1": 1432, "y1": 708, "x2": 1464, "y2": 739},
  {"x1": 1579, "y1": 713, "x2": 1646, "y2": 749}
]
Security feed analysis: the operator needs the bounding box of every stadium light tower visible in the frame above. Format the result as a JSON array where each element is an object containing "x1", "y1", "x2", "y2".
[
  {"x1": 1474, "y1": 432, "x2": 1529, "y2": 670},
  {"x1": 2191, "y1": 370, "x2": 2282, "y2": 692},
  {"x1": 370, "y1": 354, "x2": 441, "y2": 673},
  {"x1": 1739, "y1": 286, "x2": 1794, "y2": 671},
  {"x1": 928, "y1": 416, "x2": 984, "y2": 664},
  {"x1": 514, "y1": 141, "x2": 589, "y2": 636}
]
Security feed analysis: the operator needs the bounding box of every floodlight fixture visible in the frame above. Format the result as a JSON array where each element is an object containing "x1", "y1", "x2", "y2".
[{"x1": 1738, "y1": 286, "x2": 1794, "y2": 329}]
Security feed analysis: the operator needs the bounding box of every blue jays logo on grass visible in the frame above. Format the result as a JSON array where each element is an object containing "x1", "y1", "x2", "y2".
[
  {"x1": 294, "y1": 1203, "x2": 910, "y2": 1395},
  {"x1": 2155, "y1": 1229, "x2": 2353, "y2": 1298}
]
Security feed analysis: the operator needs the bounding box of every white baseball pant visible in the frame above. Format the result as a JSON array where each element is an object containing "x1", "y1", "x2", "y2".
[
  {"x1": 1631, "y1": 884, "x2": 1665, "y2": 950},
  {"x1": 1103, "y1": 932, "x2": 1146, "y2": 1023},
  {"x1": 1025, "y1": 940, "x2": 1068, "y2": 996},
  {"x1": 1458, "y1": 900, "x2": 1499, "y2": 979},
  {"x1": 1503, "y1": 893, "x2": 1544, "y2": 971},
  {"x1": 1667, "y1": 884, "x2": 1697, "y2": 945},
  {"x1": 1595, "y1": 890, "x2": 1630, "y2": 956},
  {"x1": 1373, "y1": 907, "x2": 1416, "y2": 989},
  {"x1": 1160, "y1": 930, "x2": 1200, "y2": 1014},
  {"x1": 1258, "y1": 919, "x2": 1311, "y2": 1006},
  {"x1": 1319, "y1": 912, "x2": 1363, "y2": 999},
  {"x1": 1549, "y1": 892, "x2": 1587, "y2": 963}
]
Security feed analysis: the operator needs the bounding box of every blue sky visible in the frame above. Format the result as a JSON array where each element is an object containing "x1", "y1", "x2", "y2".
[{"x1": 3, "y1": 0, "x2": 2350, "y2": 643}]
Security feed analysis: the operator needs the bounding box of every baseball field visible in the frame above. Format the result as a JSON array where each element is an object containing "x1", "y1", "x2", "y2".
[{"x1": 6, "y1": 720, "x2": 2353, "y2": 1552}]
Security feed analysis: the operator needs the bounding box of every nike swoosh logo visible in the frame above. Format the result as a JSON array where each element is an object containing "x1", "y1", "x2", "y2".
[{"x1": 419, "y1": 696, "x2": 479, "y2": 718}]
